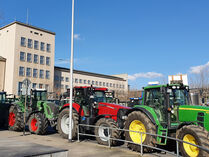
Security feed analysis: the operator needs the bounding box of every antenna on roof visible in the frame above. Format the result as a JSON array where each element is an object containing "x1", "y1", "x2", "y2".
[{"x1": 26, "y1": 8, "x2": 29, "y2": 24}]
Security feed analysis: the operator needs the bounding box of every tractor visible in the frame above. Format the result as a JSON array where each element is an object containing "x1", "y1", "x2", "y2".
[
  {"x1": 124, "y1": 83, "x2": 209, "y2": 157},
  {"x1": 57, "y1": 86, "x2": 130, "y2": 146},
  {"x1": 8, "y1": 89, "x2": 60, "y2": 135}
]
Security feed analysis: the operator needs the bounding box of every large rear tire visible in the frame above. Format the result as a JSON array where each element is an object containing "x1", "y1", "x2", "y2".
[
  {"x1": 28, "y1": 112, "x2": 48, "y2": 135},
  {"x1": 177, "y1": 125, "x2": 209, "y2": 157},
  {"x1": 57, "y1": 108, "x2": 79, "y2": 139},
  {"x1": 8, "y1": 105, "x2": 24, "y2": 131},
  {"x1": 125, "y1": 111, "x2": 156, "y2": 152},
  {"x1": 94, "y1": 118, "x2": 120, "y2": 146}
]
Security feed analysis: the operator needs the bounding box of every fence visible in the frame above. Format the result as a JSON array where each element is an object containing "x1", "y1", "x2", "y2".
[{"x1": 77, "y1": 124, "x2": 209, "y2": 157}]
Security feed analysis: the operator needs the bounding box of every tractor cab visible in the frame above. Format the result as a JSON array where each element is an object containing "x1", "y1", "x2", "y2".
[{"x1": 32, "y1": 89, "x2": 47, "y2": 101}]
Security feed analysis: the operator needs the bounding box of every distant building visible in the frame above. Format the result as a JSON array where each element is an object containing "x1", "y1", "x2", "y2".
[
  {"x1": 0, "y1": 56, "x2": 6, "y2": 91},
  {"x1": 0, "y1": 21, "x2": 55, "y2": 95},
  {"x1": 54, "y1": 66, "x2": 128, "y2": 99}
]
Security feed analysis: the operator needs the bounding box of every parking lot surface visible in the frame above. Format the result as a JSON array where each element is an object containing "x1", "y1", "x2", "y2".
[{"x1": 0, "y1": 129, "x2": 172, "y2": 157}]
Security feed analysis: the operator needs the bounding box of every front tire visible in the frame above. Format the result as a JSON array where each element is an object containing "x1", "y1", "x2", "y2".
[
  {"x1": 8, "y1": 105, "x2": 24, "y2": 131},
  {"x1": 57, "y1": 108, "x2": 79, "y2": 139},
  {"x1": 94, "y1": 118, "x2": 120, "y2": 146},
  {"x1": 177, "y1": 125, "x2": 209, "y2": 157},
  {"x1": 28, "y1": 112, "x2": 48, "y2": 135},
  {"x1": 124, "y1": 111, "x2": 156, "y2": 152}
]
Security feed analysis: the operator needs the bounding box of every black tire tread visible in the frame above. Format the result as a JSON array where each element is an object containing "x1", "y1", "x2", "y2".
[
  {"x1": 57, "y1": 108, "x2": 79, "y2": 139},
  {"x1": 177, "y1": 125, "x2": 209, "y2": 157},
  {"x1": 95, "y1": 118, "x2": 120, "y2": 146},
  {"x1": 125, "y1": 111, "x2": 156, "y2": 152},
  {"x1": 8, "y1": 105, "x2": 24, "y2": 131}
]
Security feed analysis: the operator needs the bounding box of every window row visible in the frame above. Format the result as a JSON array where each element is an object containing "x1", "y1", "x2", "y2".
[
  {"x1": 19, "y1": 67, "x2": 50, "y2": 79},
  {"x1": 54, "y1": 76, "x2": 125, "y2": 89},
  {"x1": 20, "y1": 52, "x2": 50, "y2": 65},
  {"x1": 21, "y1": 37, "x2": 51, "y2": 52}
]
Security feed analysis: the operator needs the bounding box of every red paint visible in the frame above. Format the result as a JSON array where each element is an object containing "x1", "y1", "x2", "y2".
[
  {"x1": 74, "y1": 86, "x2": 108, "y2": 91},
  {"x1": 63, "y1": 103, "x2": 84, "y2": 116},
  {"x1": 31, "y1": 118, "x2": 38, "y2": 131},
  {"x1": 8, "y1": 112, "x2": 15, "y2": 126}
]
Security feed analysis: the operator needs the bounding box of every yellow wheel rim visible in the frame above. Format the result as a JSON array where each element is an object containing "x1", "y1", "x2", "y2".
[
  {"x1": 183, "y1": 134, "x2": 199, "y2": 157},
  {"x1": 129, "y1": 120, "x2": 146, "y2": 144}
]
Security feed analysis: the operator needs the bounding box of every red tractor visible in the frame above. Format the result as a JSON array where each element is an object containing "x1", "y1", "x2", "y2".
[{"x1": 57, "y1": 86, "x2": 130, "y2": 145}]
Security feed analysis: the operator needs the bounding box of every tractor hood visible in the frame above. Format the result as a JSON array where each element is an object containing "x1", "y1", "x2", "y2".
[
  {"x1": 98, "y1": 102, "x2": 130, "y2": 110},
  {"x1": 179, "y1": 105, "x2": 209, "y2": 131}
]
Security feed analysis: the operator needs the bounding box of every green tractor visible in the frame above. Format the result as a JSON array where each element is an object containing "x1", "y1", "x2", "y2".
[
  {"x1": 8, "y1": 89, "x2": 60, "y2": 134},
  {"x1": 125, "y1": 83, "x2": 209, "y2": 157}
]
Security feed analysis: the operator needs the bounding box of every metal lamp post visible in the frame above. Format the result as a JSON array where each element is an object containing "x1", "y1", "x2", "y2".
[{"x1": 69, "y1": 0, "x2": 75, "y2": 142}]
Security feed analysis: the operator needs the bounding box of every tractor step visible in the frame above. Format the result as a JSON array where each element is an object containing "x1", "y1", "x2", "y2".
[{"x1": 156, "y1": 128, "x2": 168, "y2": 145}]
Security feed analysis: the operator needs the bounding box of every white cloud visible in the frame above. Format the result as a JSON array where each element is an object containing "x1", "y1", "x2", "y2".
[
  {"x1": 55, "y1": 59, "x2": 70, "y2": 64},
  {"x1": 74, "y1": 34, "x2": 81, "y2": 40},
  {"x1": 190, "y1": 61, "x2": 209, "y2": 74},
  {"x1": 128, "y1": 72, "x2": 163, "y2": 80}
]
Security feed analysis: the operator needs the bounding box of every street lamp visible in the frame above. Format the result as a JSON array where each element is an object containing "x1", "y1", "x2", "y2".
[{"x1": 69, "y1": 0, "x2": 75, "y2": 142}]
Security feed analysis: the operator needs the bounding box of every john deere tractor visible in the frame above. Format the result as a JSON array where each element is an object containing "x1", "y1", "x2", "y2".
[
  {"x1": 125, "y1": 83, "x2": 209, "y2": 157},
  {"x1": 8, "y1": 89, "x2": 59, "y2": 135}
]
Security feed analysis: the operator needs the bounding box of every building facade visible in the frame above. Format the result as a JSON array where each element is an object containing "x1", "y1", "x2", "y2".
[
  {"x1": 54, "y1": 66, "x2": 129, "y2": 100},
  {"x1": 0, "y1": 21, "x2": 55, "y2": 95},
  {"x1": 0, "y1": 56, "x2": 6, "y2": 91}
]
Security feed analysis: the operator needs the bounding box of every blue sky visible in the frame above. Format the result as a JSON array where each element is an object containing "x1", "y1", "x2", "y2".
[{"x1": 1, "y1": 0, "x2": 209, "y2": 89}]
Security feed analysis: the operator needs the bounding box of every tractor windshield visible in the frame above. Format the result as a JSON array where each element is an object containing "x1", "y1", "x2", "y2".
[
  {"x1": 35, "y1": 91, "x2": 47, "y2": 101},
  {"x1": 94, "y1": 91, "x2": 107, "y2": 103},
  {"x1": 169, "y1": 88, "x2": 190, "y2": 106}
]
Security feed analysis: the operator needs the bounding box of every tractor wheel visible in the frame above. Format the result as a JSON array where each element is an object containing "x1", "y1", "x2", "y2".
[
  {"x1": 28, "y1": 112, "x2": 48, "y2": 135},
  {"x1": 8, "y1": 105, "x2": 24, "y2": 131},
  {"x1": 94, "y1": 118, "x2": 120, "y2": 146},
  {"x1": 177, "y1": 125, "x2": 209, "y2": 157},
  {"x1": 57, "y1": 108, "x2": 79, "y2": 139},
  {"x1": 125, "y1": 111, "x2": 156, "y2": 152}
]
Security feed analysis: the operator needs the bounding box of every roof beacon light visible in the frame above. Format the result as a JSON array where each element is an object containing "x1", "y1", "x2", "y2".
[{"x1": 148, "y1": 81, "x2": 159, "y2": 86}]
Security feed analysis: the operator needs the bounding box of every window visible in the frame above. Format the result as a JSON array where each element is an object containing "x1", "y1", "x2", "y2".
[
  {"x1": 106, "y1": 83, "x2": 109, "y2": 87},
  {"x1": 61, "y1": 77, "x2": 64, "y2": 81},
  {"x1": 28, "y1": 39, "x2": 32, "y2": 48},
  {"x1": 103, "y1": 82, "x2": 105, "y2": 86},
  {"x1": 32, "y1": 83, "x2": 37, "y2": 89},
  {"x1": 19, "y1": 67, "x2": 24, "y2": 76},
  {"x1": 39, "y1": 70, "x2": 44, "y2": 78},
  {"x1": 33, "y1": 69, "x2": 38, "y2": 78},
  {"x1": 88, "y1": 80, "x2": 91, "y2": 85},
  {"x1": 47, "y1": 44, "x2": 51, "y2": 52},
  {"x1": 34, "y1": 40, "x2": 39, "y2": 50},
  {"x1": 110, "y1": 83, "x2": 112, "y2": 87},
  {"x1": 66, "y1": 77, "x2": 69, "y2": 82},
  {"x1": 40, "y1": 56, "x2": 44, "y2": 64},
  {"x1": 46, "y1": 70, "x2": 50, "y2": 79},
  {"x1": 120, "y1": 85, "x2": 122, "y2": 88},
  {"x1": 39, "y1": 84, "x2": 43, "y2": 89},
  {"x1": 65, "y1": 85, "x2": 69, "y2": 89},
  {"x1": 61, "y1": 84, "x2": 64, "y2": 89},
  {"x1": 26, "y1": 68, "x2": 31, "y2": 77},
  {"x1": 75, "y1": 78, "x2": 78, "y2": 83},
  {"x1": 99, "y1": 82, "x2": 102, "y2": 86},
  {"x1": 116, "y1": 84, "x2": 118, "y2": 88},
  {"x1": 79, "y1": 79, "x2": 82, "y2": 83},
  {"x1": 21, "y1": 37, "x2": 26, "y2": 46},
  {"x1": 92, "y1": 81, "x2": 95, "y2": 85},
  {"x1": 34, "y1": 54, "x2": 38, "y2": 63},
  {"x1": 55, "y1": 75, "x2": 59, "y2": 81},
  {"x1": 40, "y1": 42, "x2": 45, "y2": 51},
  {"x1": 84, "y1": 80, "x2": 87, "y2": 84},
  {"x1": 46, "y1": 57, "x2": 50, "y2": 65},
  {"x1": 18, "y1": 82, "x2": 23, "y2": 95},
  {"x1": 20, "y1": 52, "x2": 25, "y2": 61},
  {"x1": 96, "y1": 81, "x2": 98, "y2": 85},
  {"x1": 45, "y1": 84, "x2": 49, "y2": 91},
  {"x1": 113, "y1": 84, "x2": 115, "y2": 88},
  {"x1": 27, "y1": 53, "x2": 32, "y2": 62}
]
